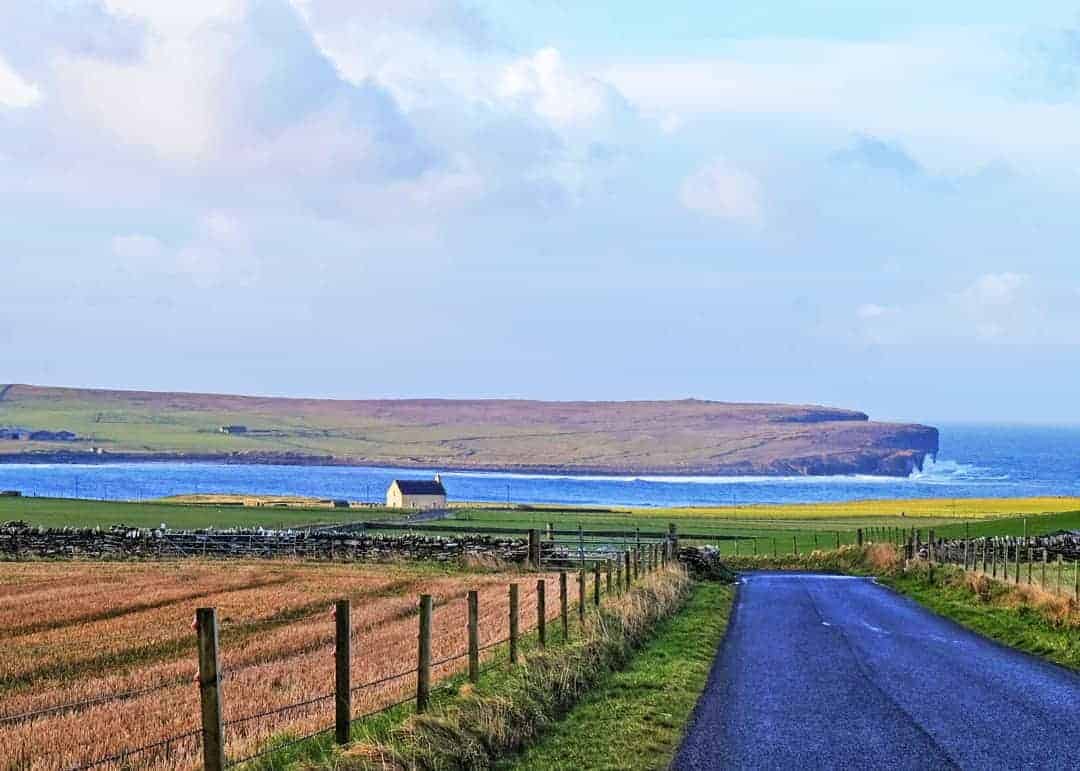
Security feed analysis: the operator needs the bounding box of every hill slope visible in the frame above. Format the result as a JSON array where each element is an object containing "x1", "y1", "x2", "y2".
[{"x1": 0, "y1": 385, "x2": 938, "y2": 476}]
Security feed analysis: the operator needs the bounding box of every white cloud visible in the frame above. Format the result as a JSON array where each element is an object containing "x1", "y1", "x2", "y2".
[
  {"x1": 111, "y1": 234, "x2": 163, "y2": 259},
  {"x1": 102, "y1": 0, "x2": 247, "y2": 36},
  {"x1": 0, "y1": 55, "x2": 41, "y2": 108},
  {"x1": 499, "y1": 48, "x2": 626, "y2": 130},
  {"x1": 857, "y1": 303, "x2": 890, "y2": 320},
  {"x1": 601, "y1": 32, "x2": 1080, "y2": 176},
  {"x1": 959, "y1": 272, "x2": 1028, "y2": 306},
  {"x1": 51, "y1": 40, "x2": 225, "y2": 161},
  {"x1": 176, "y1": 212, "x2": 259, "y2": 288},
  {"x1": 679, "y1": 159, "x2": 764, "y2": 225}
]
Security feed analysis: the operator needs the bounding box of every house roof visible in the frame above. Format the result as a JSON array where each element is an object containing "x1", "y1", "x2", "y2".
[{"x1": 392, "y1": 479, "x2": 446, "y2": 496}]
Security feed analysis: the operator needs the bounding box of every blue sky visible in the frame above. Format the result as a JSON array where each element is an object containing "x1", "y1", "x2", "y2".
[{"x1": 2, "y1": 1, "x2": 1080, "y2": 423}]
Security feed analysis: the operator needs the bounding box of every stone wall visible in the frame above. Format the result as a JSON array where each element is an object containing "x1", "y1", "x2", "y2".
[{"x1": 0, "y1": 523, "x2": 530, "y2": 562}]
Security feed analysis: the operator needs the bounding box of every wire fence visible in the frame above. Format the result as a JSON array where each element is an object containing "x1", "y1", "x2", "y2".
[
  {"x1": 910, "y1": 532, "x2": 1080, "y2": 600},
  {"x1": 48, "y1": 543, "x2": 671, "y2": 770}
]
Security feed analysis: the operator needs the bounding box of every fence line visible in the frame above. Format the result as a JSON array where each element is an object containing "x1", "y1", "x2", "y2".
[
  {"x1": 13, "y1": 539, "x2": 676, "y2": 770},
  {"x1": 883, "y1": 530, "x2": 1080, "y2": 600}
]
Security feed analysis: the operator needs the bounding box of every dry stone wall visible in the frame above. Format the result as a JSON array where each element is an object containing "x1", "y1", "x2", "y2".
[{"x1": 0, "y1": 522, "x2": 530, "y2": 562}]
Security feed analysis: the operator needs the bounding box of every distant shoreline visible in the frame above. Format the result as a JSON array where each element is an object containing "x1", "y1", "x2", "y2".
[{"x1": 0, "y1": 451, "x2": 928, "y2": 479}]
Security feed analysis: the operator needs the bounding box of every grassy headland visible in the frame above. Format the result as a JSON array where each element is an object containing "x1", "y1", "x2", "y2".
[{"x1": 0, "y1": 383, "x2": 936, "y2": 476}]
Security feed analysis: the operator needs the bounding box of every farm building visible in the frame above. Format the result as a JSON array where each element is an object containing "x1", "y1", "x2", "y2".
[
  {"x1": 386, "y1": 475, "x2": 447, "y2": 509},
  {"x1": 219, "y1": 425, "x2": 248, "y2": 435}
]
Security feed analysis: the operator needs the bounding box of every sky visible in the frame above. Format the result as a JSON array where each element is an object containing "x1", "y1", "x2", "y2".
[{"x1": 2, "y1": 1, "x2": 1080, "y2": 424}]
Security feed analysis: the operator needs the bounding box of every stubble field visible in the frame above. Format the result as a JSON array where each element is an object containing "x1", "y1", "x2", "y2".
[{"x1": 0, "y1": 561, "x2": 560, "y2": 769}]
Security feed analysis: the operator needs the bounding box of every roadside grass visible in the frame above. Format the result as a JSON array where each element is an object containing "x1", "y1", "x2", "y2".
[
  {"x1": 501, "y1": 581, "x2": 733, "y2": 771},
  {"x1": 880, "y1": 564, "x2": 1080, "y2": 672}
]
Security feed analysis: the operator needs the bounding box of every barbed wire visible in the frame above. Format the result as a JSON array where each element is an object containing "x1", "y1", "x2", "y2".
[
  {"x1": 224, "y1": 691, "x2": 335, "y2": 729},
  {"x1": 67, "y1": 728, "x2": 201, "y2": 770},
  {"x1": 354, "y1": 693, "x2": 415, "y2": 720},
  {"x1": 431, "y1": 650, "x2": 468, "y2": 668},
  {"x1": 350, "y1": 667, "x2": 417, "y2": 694},
  {"x1": 479, "y1": 636, "x2": 510, "y2": 653},
  {"x1": 0, "y1": 676, "x2": 191, "y2": 726}
]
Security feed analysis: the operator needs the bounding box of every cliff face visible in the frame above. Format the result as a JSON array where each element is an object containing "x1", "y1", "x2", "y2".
[{"x1": 0, "y1": 385, "x2": 939, "y2": 477}]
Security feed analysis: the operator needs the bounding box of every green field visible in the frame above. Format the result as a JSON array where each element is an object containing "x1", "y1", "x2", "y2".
[
  {"x1": 3, "y1": 495, "x2": 1077, "y2": 555},
  {"x1": 0, "y1": 496, "x2": 394, "y2": 530}
]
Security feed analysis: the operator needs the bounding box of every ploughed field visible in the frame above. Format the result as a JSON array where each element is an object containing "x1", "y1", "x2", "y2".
[{"x1": 0, "y1": 561, "x2": 560, "y2": 769}]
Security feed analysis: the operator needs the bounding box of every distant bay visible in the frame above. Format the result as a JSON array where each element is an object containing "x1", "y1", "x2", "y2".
[{"x1": 1, "y1": 425, "x2": 1079, "y2": 509}]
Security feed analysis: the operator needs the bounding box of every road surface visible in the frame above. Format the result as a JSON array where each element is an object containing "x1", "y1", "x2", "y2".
[{"x1": 674, "y1": 573, "x2": 1080, "y2": 770}]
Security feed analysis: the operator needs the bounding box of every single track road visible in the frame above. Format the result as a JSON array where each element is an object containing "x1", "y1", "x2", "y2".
[{"x1": 674, "y1": 572, "x2": 1080, "y2": 770}]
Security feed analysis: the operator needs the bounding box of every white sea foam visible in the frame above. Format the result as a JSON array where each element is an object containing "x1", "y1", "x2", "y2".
[{"x1": 908, "y1": 456, "x2": 1008, "y2": 484}]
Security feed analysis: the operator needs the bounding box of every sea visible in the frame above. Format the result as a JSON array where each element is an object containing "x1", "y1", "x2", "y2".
[{"x1": 1, "y1": 424, "x2": 1079, "y2": 509}]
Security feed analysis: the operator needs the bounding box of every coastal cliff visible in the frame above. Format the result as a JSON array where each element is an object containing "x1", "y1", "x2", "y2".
[{"x1": 0, "y1": 385, "x2": 939, "y2": 477}]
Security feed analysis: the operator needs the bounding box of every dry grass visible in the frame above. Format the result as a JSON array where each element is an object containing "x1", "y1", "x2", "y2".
[
  {"x1": 338, "y1": 566, "x2": 693, "y2": 770},
  {"x1": 983, "y1": 579, "x2": 1078, "y2": 628},
  {"x1": 0, "y1": 561, "x2": 562, "y2": 770}
]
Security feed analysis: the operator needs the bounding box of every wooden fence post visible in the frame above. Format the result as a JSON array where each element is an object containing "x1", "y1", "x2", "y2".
[
  {"x1": 835, "y1": 531, "x2": 840, "y2": 550},
  {"x1": 578, "y1": 570, "x2": 586, "y2": 625},
  {"x1": 335, "y1": 599, "x2": 351, "y2": 745},
  {"x1": 417, "y1": 595, "x2": 432, "y2": 712},
  {"x1": 509, "y1": 584, "x2": 519, "y2": 665},
  {"x1": 624, "y1": 550, "x2": 631, "y2": 589},
  {"x1": 468, "y1": 590, "x2": 480, "y2": 683},
  {"x1": 559, "y1": 571, "x2": 569, "y2": 640},
  {"x1": 615, "y1": 559, "x2": 622, "y2": 593},
  {"x1": 1041, "y1": 549, "x2": 1048, "y2": 588},
  {"x1": 669, "y1": 523, "x2": 679, "y2": 554},
  {"x1": 856, "y1": 528, "x2": 863, "y2": 547},
  {"x1": 606, "y1": 560, "x2": 613, "y2": 594},
  {"x1": 792, "y1": 535, "x2": 798, "y2": 556},
  {"x1": 536, "y1": 580, "x2": 546, "y2": 648},
  {"x1": 593, "y1": 562, "x2": 601, "y2": 606},
  {"x1": 578, "y1": 525, "x2": 585, "y2": 567},
  {"x1": 196, "y1": 608, "x2": 225, "y2": 771},
  {"x1": 528, "y1": 529, "x2": 540, "y2": 569}
]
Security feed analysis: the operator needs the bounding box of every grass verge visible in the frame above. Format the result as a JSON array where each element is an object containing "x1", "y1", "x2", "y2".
[
  {"x1": 239, "y1": 566, "x2": 700, "y2": 770},
  {"x1": 880, "y1": 563, "x2": 1080, "y2": 672},
  {"x1": 501, "y1": 581, "x2": 733, "y2": 771}
]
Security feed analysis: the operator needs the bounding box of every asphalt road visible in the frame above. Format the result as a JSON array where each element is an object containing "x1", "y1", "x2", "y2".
[{"x1": 674, "y1": 573, "x2": 1080, "y2": 770}]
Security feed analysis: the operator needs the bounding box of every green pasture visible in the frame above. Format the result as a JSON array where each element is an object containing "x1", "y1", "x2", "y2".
[{"x1": 0, "y1": 496, "x2": 397, "y2": 530}]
